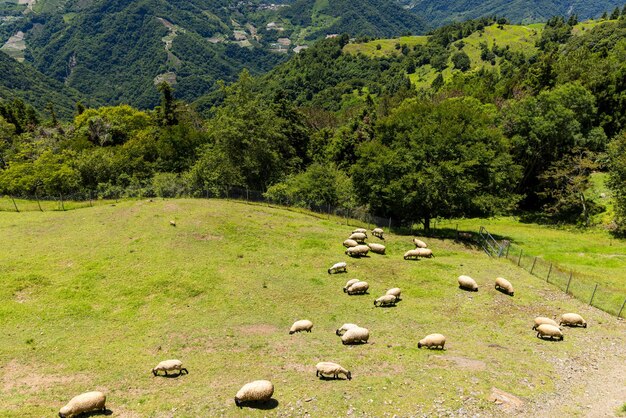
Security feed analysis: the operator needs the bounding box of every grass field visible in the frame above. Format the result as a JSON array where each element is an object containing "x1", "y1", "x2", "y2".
[{"x1": 1, "y1": 199, "x2": 624, "y2": 416}]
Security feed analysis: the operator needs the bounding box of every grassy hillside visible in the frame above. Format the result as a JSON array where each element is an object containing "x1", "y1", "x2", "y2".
[{"x1": 1, "y1": 199, "x2": 624, "y2": 416}]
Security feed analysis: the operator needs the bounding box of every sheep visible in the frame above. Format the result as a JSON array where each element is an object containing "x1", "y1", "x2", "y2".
[
  {"x1": 403, "y1": 249, "x2": 421, "y2": 260},
  {"x1": 152, "y1": 359, "x2": 188, "y2": 376},
  {"x1": 59, "y1": 391, "x2": 106, "y2": 418},
  {"x1": 348, "y1": 232, "x2": 367, "y2": 243},
  {"x1": 234, "y1": 380, "x2": 274, "y2": 407},
  {"x1": 418, "y1": 333, "x2": 446, "y2": 349},
  {"x1": 495, "y1": 277, "x2": 514, "y2": 296},
  {"x1": 169, "y1": 220, "x2": 176, "y2": 227},
  {"x1": 335, "y1": 323, "x2": 359, "y2": 336},
  {"x1": 372, "y1": 228, "x2": 384, "y2": 239},
  {"x1": 404, "y1": 248, "x2": 433, "y2": 259},
  {"x1": 413, "y1": 238, "x2": 427, "y2": 248},
  {"x1": 458, "y1": 275, "x2": 478, "y2": 292},
  {"x1": 386, "y1": 287, "x2": 401, "y2": 301},
  {"x1": 343, "y1": 279, "x2": 359, "y2": 293},
  {"x1": 289, "y1": 319, "x2": 313, "y2": 334},
  {"x1": 532, "y1": 317, "x2": 559, "y2": 330},
  {"x1": 559, "y1": 313, "x2": 587, "y2": 328},
  {"x1": 345, "y1": 245, "x2": 369, "y2": 257},
  {"x1": 316, "y1": 362, "x2": 352, "y2": 380},
  {"x1": 346, "y1": 281, "x2": 369, "y2": 295},
  {"x1": 343, "y1": 239, "x2": 359, "y2": 248},
  {"x1": 536, "y1": 324, "x2": 564, "y2": 341},
  {"x1": 328, "y1": 262, "x2": 347, "y2": 274},
  {"x1": 367, "y1": 243, "x2": 386, "y2": 255},
  {"x1": 341, "y1": 326, "x2": 369, "y2": 344},
  {"x1": 352, "y1": 228, "x2": 368, "y2": 236},
  {"x1": 374, "y1": 294, "x2": 397, "y2": 307}
]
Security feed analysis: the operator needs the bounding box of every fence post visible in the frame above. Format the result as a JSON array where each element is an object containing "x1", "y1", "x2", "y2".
[
  {"x1": 505, "y1": 242, "x2": 510, "y2": 258},
  {"x1": 530, "y1": 257, "x2": 537, "y2": 274},
  {"x1": 246, "y1": 189, "x2": 249, "y2": 201},
  {"x1": 618, "y1": 298, "x2": 626, "y2": 319},
  {"x1": 546, "y1": 263, "x2": 552, "y2": 282},
  {"x1": 388, "y1": 217, "x2": 392, "y2": 232},
  {"x1": 517, "y1": 249, "x2": 523, "y2": 266},
  {"x1": 456, "y1": 224, "x2": 459, "y2": 240},
  {"x1": 565, "y1": 272, "x2": 573, "y2": 294},
  {"x1": 589, "y1": 284, "x2": 598, "y2": 306}
]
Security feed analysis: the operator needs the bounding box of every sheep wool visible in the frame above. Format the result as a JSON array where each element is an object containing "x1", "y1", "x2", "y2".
[
  {"x1": 341, "y1": 327, "x2": 370, "y2": 344},
  {"x1": 536, "y1": 324, "x2": 564, "y2": 340},
  {"x1": 413, "y1": 238, "x2": 427, "y2": 248},
  {"x1": 352, "y1": 228, "x2": 368, "y2": 235},
  {"x1": 415, "y1": 248, "x2": 434, "y2": 258},
  {"x1": 346, "y1": 281, "x2": 369, "y2": 295},
  {"x1": 386, "y1": 287, "x2": 401, "y2": 300},
  {"x1": 336, "y1": 323, "x2": 359, "y2": 336},
  {"x1": 560, "y1": 313, "x2": 587, "y2": 328},
  {"x1": 403, "y1": 249, "x2": 421, "y2": 260},
  {"x1": 374, "y1": 294, "x2": 397, "y2": 307},
  {"x1": 328, "y1": 262, "x2": 347, "y2": 274},
  {"x1": 345, "y1": 245, "x2": 369, "y2": 257},
  {"x1": 348, "y1": 232, "x2": 367, "y2": 242},
  {"x1": 343, "y1": 279, "x2": 359, "y2": 293},
  {"x1": 458, "y1": 275, "x2": 478, "y2": 291},
  {"x1": 152, "y1": 359, "x2": 188, "y2": 376},
  {"x1": 343, "y1": 239, "x2": 359, "y2": 248},
  {"x1": 372, "y1": 228, "x2": 384, "y2": 239},
  {"x1": 235, "y1": 380, "x2": 274, "y2": 407},
  {"x1": 418, "y1": 333, "x2": 446, "y2": 349},
  {"x1": 289, "y1": 319, "x2": 313, "y2": 334},
  {"x1": 59, "y1": 391, "x2": 106, "y2": 418},
  {"x1": 532, "y1": 317, "x2": 559, "y2": 330},
  {"x1": 367, "y1": 243, "x2": 386, "y2": 254},
  {"x1": 495, "y1": 277, "x2": 514, "y2": 296},
  {"x1": 316, "y1": 362, "x2": 352, "y2": 380}
]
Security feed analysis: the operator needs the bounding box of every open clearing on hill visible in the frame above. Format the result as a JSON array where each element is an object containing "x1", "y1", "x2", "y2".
[{"x1": 0, "y1": 199, "x2": 624, "y2": 416}]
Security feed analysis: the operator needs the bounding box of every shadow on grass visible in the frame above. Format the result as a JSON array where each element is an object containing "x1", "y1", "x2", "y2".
[
  {"x1": 318, "y1": 375, "x2": 350, "y2": 381},
  {"x1": 154, "y1": 371, "x2": 187, "y2": 378},
  {"x1": 238, "y1": 399, "x2": 279, "y2": 410},
  {"x1": 74, "y1": 409, "x2": 113, "y2": 417}
]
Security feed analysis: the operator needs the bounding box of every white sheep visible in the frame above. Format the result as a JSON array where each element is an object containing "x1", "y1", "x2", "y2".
[
  {"x1": 418, "y1": 333, "x2": 446, "y2": 349},
  {"x1": 345, "y1": 245, "x2": 369, "y2": 257},
  {"x1": 346, "y1": 281, "x2": 369, "y2": 295},
  {"x1": 374, "y1": 294, "x2": 397, "y2": 307},
  {"x1": 169, "y1": 220, "x2": 176, "y2": 227},
  {"x1": 403, "y1": 249, "x2": 421, "y2": 260},
  {"x1": 404, "y1": 248, "x2": 433, "y2": 259},
  {"x1": 335, "y1": 323, "x2": 359, "y2": 336},
  {"x1": 316, "y1": 362, "x2": 352, "y2": 380},
  {"x1": 341, "y1": 326, "x2": 369, "y2": 344},
  {"x1": 348, "y1": 232, "x2": 367, "y2": 243},
  {"x1": 458, "y1": 275, "x2": 478, "y2": 291},
  {"x1": 152, "y1": 359, "x2": 188, "y2": 376},
  {"x1": 352, "y1": 228, "x2": 368, "y2": 235},
  {"x1": 343, "y1": 239, "x2": 359, "y2": 248},
  {"x1": 559, "y1": 313, "x2": 587, "y2": 328},
  {"x1": 495, "y1": 277, "x2": 514, "y2": 296},
  {"x1": 289, "y1": 319, "x2": 313, "y2": 334},
  {"x1": 413, "y1": 238, "x2": 427, "y2": 248},
  {"x1": 235, "y1": 380, "x2": 274, "y2": 407},
  {"x1": 372, "y1": 228, "x2": 384, "y2": 239},
  {"x1": 536, "y1": 324, "x2": 564, "y2": 341},
  {"x1": 343, "y1": 279, "x2": 359, "y2": 293},
  {"x1": 367, "y1": 243, "x2": 386, "y2": 255},
  {"x1": 386, "y1": 287, "x2": 401, "y2": 301},
  {"x1": 532, "y1": 317, "x2": 559, "y2": 330},
  {"x1": 59, "y1": 391, "x2": 106, "y2": 418},
  {"x1": 328, "y1": 262, "x2": 347, "y2": 274}
]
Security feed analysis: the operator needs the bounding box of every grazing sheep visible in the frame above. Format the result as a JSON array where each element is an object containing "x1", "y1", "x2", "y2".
[
  {"x1": 335, "y1": 323, "x2": 359, "y2": 336},
  {"x1": 536, "y1": 324, "x2": 564, "y2": 341},
  {"x1": 346, "y1": 281, "x2": 369, "y2": 295},
  {"x1": 374, "y1": 294, "x2": 397, "y2": 307},
  {"x1": 403, "y1": 249, "x2": 421, "y2": 260},
  {"x1": 289, "y1": 319, "x2": 313, "y2": 334},
  {"x1": 352, "y1": 228, "x2": 368, "y2": 235},
  {"x1": 59, "y1": 391, "x2": 106, "y2": 418},
  {"x1": 367, "y1": 243, "x2": 386, "y2": 255},
  {"x1": 532, "y1": 317, "x2": 559, "y2": 330},
  {"x1": 348, "y1": 232, "x2": 367, "y2": 243},
  {"x1": 343, "y1": 239, "x2": 359, "y2": 248},
  {"x1": 169, "y1": 220, "x2": 176, "y2": 227},
  {"x1": 152, "y1": 359, "x2": 188, "y2": 376},
  {"x1": 372, "y1": 228, "x2": 384, "y2": 239},
  {"x1": 345, "y1": 245, "x2": 369, "y2": 257},
  {"x1": 341, "y1": 327, "x2": 369, "y2": 344},
  {"x1": 343, "y1": 279, "x2": 359, "y2": 293},
  {"x1": 495, "y1": 277, "x2": 514, "y2": 296},
  {"x1": 458, "y1": 275, "x2": 478, "y2": 292},
  {"x1": 316, "y1": 362, "x2": 352, "y2": 380},
  {"x1": 413, "y1": 238, "x2": 427, "y2": 248},
  {"x1": 328, "y1": 262, "x2": 347, "y2": 274},
  {"x1": 235, "y1": 380, "x2": 274, "y2": 407},
  {"x1": 386, "y1": 287, "x2": 401, "y2": 301},
  {"x1": 560, "y1": 313, "x2": 587, "y2": 328},
  {"x1": 416, "y1": 248, "x2": 434, "y2": 258},
  {"x1": 418, "y1": 333, "x2": 446, "y2": 349}
]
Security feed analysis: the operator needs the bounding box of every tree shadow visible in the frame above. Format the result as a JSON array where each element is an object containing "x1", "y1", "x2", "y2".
[{"x1": 238, "y1": 399, "x2": 279, "y2": 410}]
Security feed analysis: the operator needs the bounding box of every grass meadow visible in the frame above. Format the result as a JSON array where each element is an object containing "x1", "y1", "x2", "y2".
[{"x1": 1, "y1": 199, "x2": 624, "y2": 416}]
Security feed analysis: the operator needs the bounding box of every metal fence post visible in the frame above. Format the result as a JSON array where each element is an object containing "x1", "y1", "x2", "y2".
[
  {"x1": 565, "y1": 272, "x2": 573, "y2": 294},
  {"x1": 530, "y1": 257, "x2": 537, "y2": 274},
  {"x1": 517, "y1": 249, "x2": 523, "y2": 266},
  {"x1": 618, "y1": 298, "x2": 626, "y2": 319},
  {"x1": 546, "y1": 263, "x2": 552, "y2": 282},
  {"x1": 589, "y1": 284, "x2": 598, "y2": 306}
]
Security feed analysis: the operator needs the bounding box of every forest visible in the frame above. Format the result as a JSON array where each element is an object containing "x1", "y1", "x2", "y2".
[{"x1": 2, "y1": 15, "x2": 626, "y2": 235}]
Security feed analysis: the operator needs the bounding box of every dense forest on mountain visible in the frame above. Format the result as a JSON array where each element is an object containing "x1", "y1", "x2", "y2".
[{"x1": 3, "y1": 14, "x2": 626, "y2": 234}]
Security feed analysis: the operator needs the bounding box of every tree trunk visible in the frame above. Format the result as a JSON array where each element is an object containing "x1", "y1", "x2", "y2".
[
  {"x1": 59, "y1": 193, "x2": 65, "y2": 211},
  {"x1": 10, "y1": 195, "x2": 19, "y2": 212},
  {"x1": 423, "y1": 216, "x2": 431, "y2": 232},
  {"x1": 35, "y1": 191, "x2": 43, "y2": 212},
  {"x1": 580, "y1": 192, "x2": 588, "y2": 227}
]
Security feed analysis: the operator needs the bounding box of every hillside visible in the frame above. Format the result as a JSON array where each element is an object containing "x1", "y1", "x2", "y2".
[{"x1": 0, "y1": 199, "x2": 624, "y2": 416}]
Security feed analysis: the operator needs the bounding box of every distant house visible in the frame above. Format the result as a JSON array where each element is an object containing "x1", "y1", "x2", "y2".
[{"x1": 293, "y1": 45, "x2": 308, "y2": 53}]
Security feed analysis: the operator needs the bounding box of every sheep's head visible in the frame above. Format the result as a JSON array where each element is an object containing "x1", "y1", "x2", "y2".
[
  {"x1": 59, "y1": 405, "x2": 71, "y2": 417},
  {"x1": 346, "y1": 371, "x2": 352, "y2": 380}
]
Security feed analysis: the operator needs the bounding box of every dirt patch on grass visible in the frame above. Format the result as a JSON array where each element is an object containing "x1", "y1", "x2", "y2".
[
  {"x1": 13, "y1": 289, "x2": 31, "y2": 303},
  {"x1": 192, "y1": 233, "x2": 223, "y2": 241},
  {"x1": 1, "y1": 360, "x2": 89, "y2": 394},
  {"x1": 237, "y1": 324, "x2": 279, "y2": 335},
  {"x1": 163, "y1": 203, "x2": 179, "y2": 212},
  {"x1": 432, "y1": 355, "x2": 486, "y2": 371}
]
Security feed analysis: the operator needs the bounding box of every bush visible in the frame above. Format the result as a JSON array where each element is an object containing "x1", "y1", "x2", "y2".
[{"x1": 152, "y1": 172, "x2": 188, "y2": 198}]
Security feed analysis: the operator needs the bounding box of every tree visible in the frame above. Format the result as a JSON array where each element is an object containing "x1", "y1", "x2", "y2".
[
  {"x1": 431, "y1": 73, "x2": 444, "y2": 90},
  {"x1": 608, "y1": 133, "x2": 626, "y2": 234},
  {"x1": 352, "y1": 97, "x2": 520, "y2": 229},
  {"x1": 452, "y1": 51, "x2": 471, "y2": 71},
  {"x1": 157, "y1": 82, "x2": 178, "y2": 127},
  {"x1": 610, "y1": 7, "x2": 621, "y2": 19}
]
